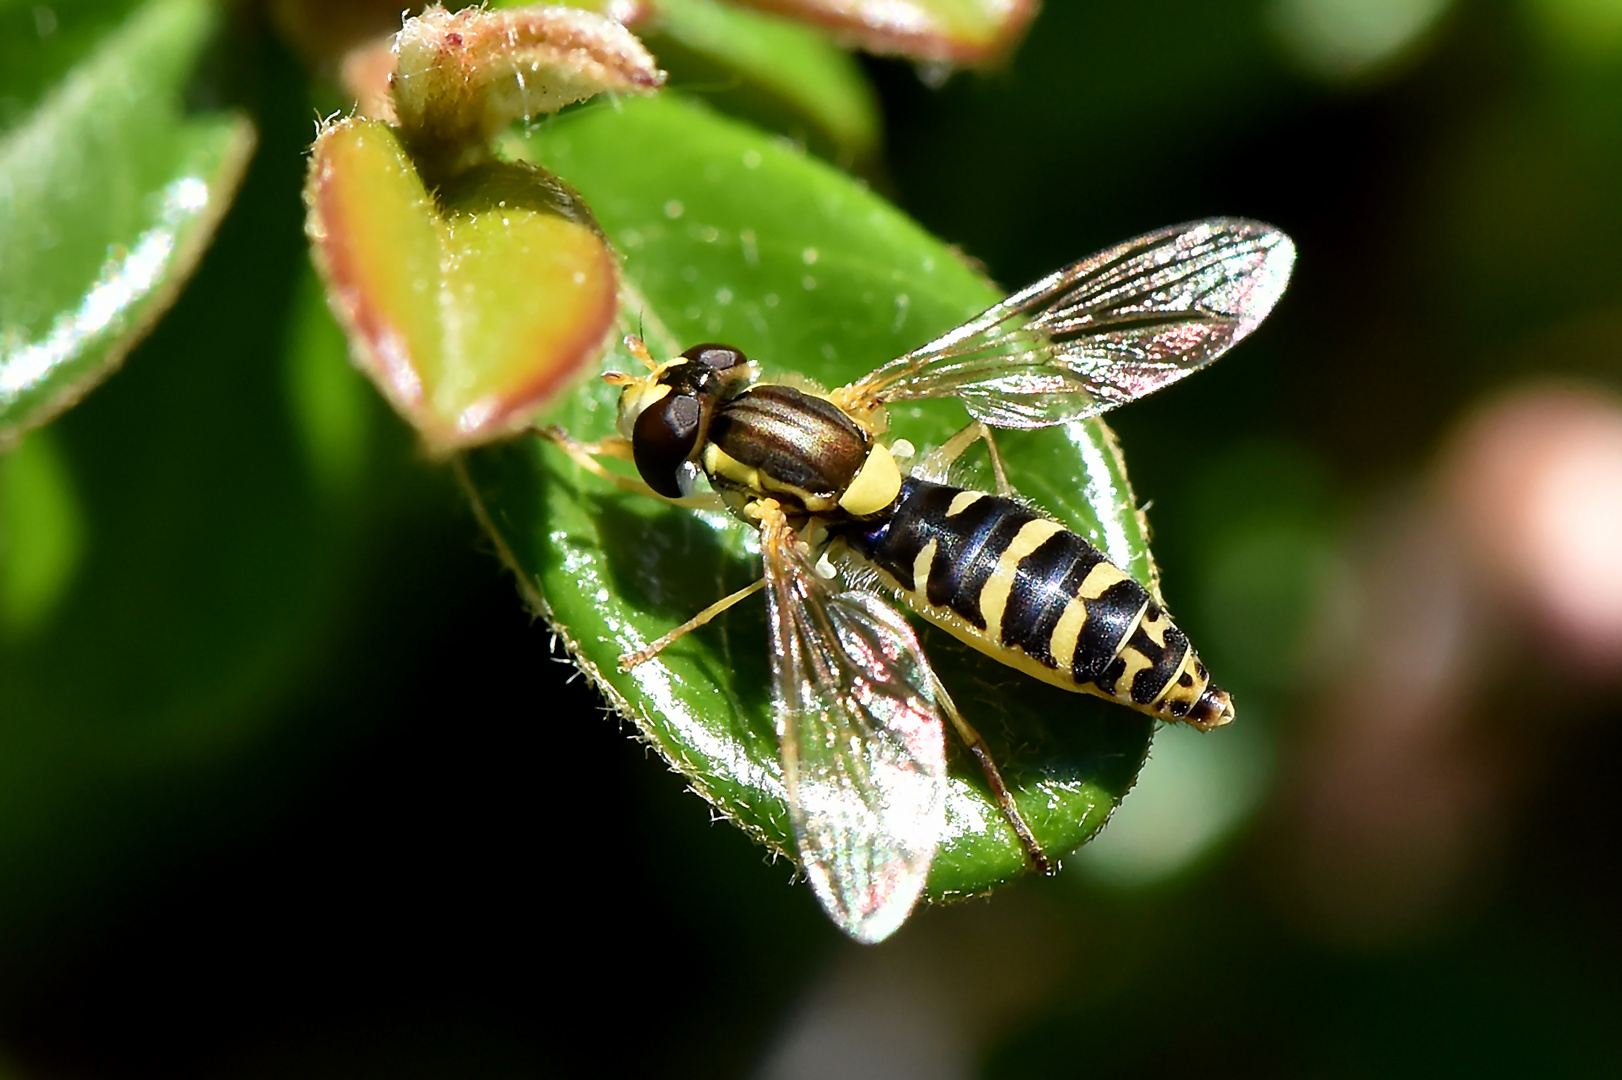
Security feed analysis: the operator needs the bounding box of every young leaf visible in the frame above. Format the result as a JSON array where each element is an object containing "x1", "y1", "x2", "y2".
[
  {"x1": 305, "y1": 5, "x2": 666, "y2": 453},
  {"x1": 464, "y1": 95, "x2": 1157, "y2": 901},
  {"x1": 306, "y1": 118, "x2": 620, "y2": 453},
  {"x1": 391, "y1": 3, "x2": 665, "y2": 163},
  {"x1": 0, "y1": 0, "x2": 254, "y2": 447}
]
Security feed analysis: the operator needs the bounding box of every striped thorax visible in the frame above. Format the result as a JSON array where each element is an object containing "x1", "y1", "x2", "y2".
[
  {"x1": 612, "y1": 343, "x2": 904, "y2": 524},
  {"x1": 703, "y1": 383, "x2": 902, "y2": 520}
]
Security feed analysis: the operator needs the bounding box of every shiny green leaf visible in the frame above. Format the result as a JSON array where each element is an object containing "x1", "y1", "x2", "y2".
[
  {"x1": 465, "y1": 95, "x2": 1157, "y2": 901},
  {"x1": 0, "y1": 0, "x2": 255, "y2": 446}
]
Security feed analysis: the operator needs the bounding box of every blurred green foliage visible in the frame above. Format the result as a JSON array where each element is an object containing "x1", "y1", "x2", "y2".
[{"x1": 0, "y1": 0, "x2": 1620, "y2": 1076}]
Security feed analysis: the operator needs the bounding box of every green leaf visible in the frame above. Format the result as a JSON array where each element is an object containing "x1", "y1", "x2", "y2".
[
  {"x1": 465, "y1": 94, "x2": 1156, "y2": 901},
  {"x1": 485, "y1": 0, "x2": 883, "y2": 168},
  {"x1": 0, "y1": 0, "x2": 254, "y2": 446},
  {"x1": 646, "y1": 0, "x2": 882, "y2": 168}
]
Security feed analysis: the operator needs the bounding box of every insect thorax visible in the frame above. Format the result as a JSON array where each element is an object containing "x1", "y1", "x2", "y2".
[{"x1": 703, "y1": 384, "x2": 902, "y2": 521}]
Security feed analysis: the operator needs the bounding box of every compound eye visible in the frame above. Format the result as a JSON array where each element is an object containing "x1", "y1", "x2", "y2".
[
  {"x1": 632, "y1": 392, "x2": 703, "y2": 499},
  {"x1": 680, "y1": 343, "x2": 748, "y2": 371}
]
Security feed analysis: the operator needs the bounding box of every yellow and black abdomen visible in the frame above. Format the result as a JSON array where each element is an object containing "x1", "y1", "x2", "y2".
[{"x1": 840, "y1": 478, "x2": 1233, "y2": 729}]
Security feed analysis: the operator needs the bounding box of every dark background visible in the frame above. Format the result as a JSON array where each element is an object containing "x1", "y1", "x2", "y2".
[{"x1": 2, "y1": 0, "x2": 1620, "y2": 1075}]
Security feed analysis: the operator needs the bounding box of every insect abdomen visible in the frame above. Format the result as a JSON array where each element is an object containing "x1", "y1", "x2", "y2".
[{"x1": 840, "y1": 478, "x2": 1232, "y2": 728}]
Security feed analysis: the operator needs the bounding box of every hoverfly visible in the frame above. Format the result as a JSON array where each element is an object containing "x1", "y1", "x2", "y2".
[{"x1": 545, "y1": 219, "x2": 1295, "y2": 943}]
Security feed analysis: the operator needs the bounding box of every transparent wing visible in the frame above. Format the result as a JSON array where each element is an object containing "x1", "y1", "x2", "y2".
[
  {"x1": 761, "y1": 520, "x2": 947, "y2": 945},
  {"x1": 843, "y1": 218, "x2": 1296, "y2": 428}
]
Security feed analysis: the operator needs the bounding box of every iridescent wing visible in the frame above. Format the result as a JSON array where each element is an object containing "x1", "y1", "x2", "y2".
[
  {"x1": 841, "y1": 219, "x2": 1295, "y2": 429},
  {"x1": 760, "y1": 518, "x2": 947, "y2": 944}
]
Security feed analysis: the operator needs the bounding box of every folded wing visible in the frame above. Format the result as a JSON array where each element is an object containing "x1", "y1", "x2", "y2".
[{"x1": 761, "y1": 519, "x2": 948, "y2": 944}]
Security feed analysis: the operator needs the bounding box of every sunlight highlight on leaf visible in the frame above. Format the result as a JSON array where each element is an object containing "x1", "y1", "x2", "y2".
[
  {"x1": 0, "y1": 0, "x2": 253, "y2": 444},
  {"x1": 1, "y1": 176, "x2": 207, "y2": 405}
]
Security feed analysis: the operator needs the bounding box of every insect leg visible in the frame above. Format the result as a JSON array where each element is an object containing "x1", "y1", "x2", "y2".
[
  {"x1": 932, "y1": 678, "x2": 1052, "y2": 875},
  {"x1": 619, "y1": 578, "x2": 767, "y2": 671},
  {"x1": 917, "y1": 422, "x2": 1012, "y2": 495},
  {"x1": 537, "y1": 426, "x2": 723, "y2": 510},
  {"x1": 537, "y1": 425, "x2": 645, "y2": 489}
]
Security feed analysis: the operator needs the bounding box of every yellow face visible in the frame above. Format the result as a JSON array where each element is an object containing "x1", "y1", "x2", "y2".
[{"x1": 610, "y1": 368, "x2": 675, "y2": 441}]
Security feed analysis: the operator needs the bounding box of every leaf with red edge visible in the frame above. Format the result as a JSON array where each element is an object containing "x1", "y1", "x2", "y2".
[
  {"x1": 391, "y1": 3, "x2": 665, "y2": 158},
  {"x1": 304, "y1": 118, "x2": 619, "y2": 452}
]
